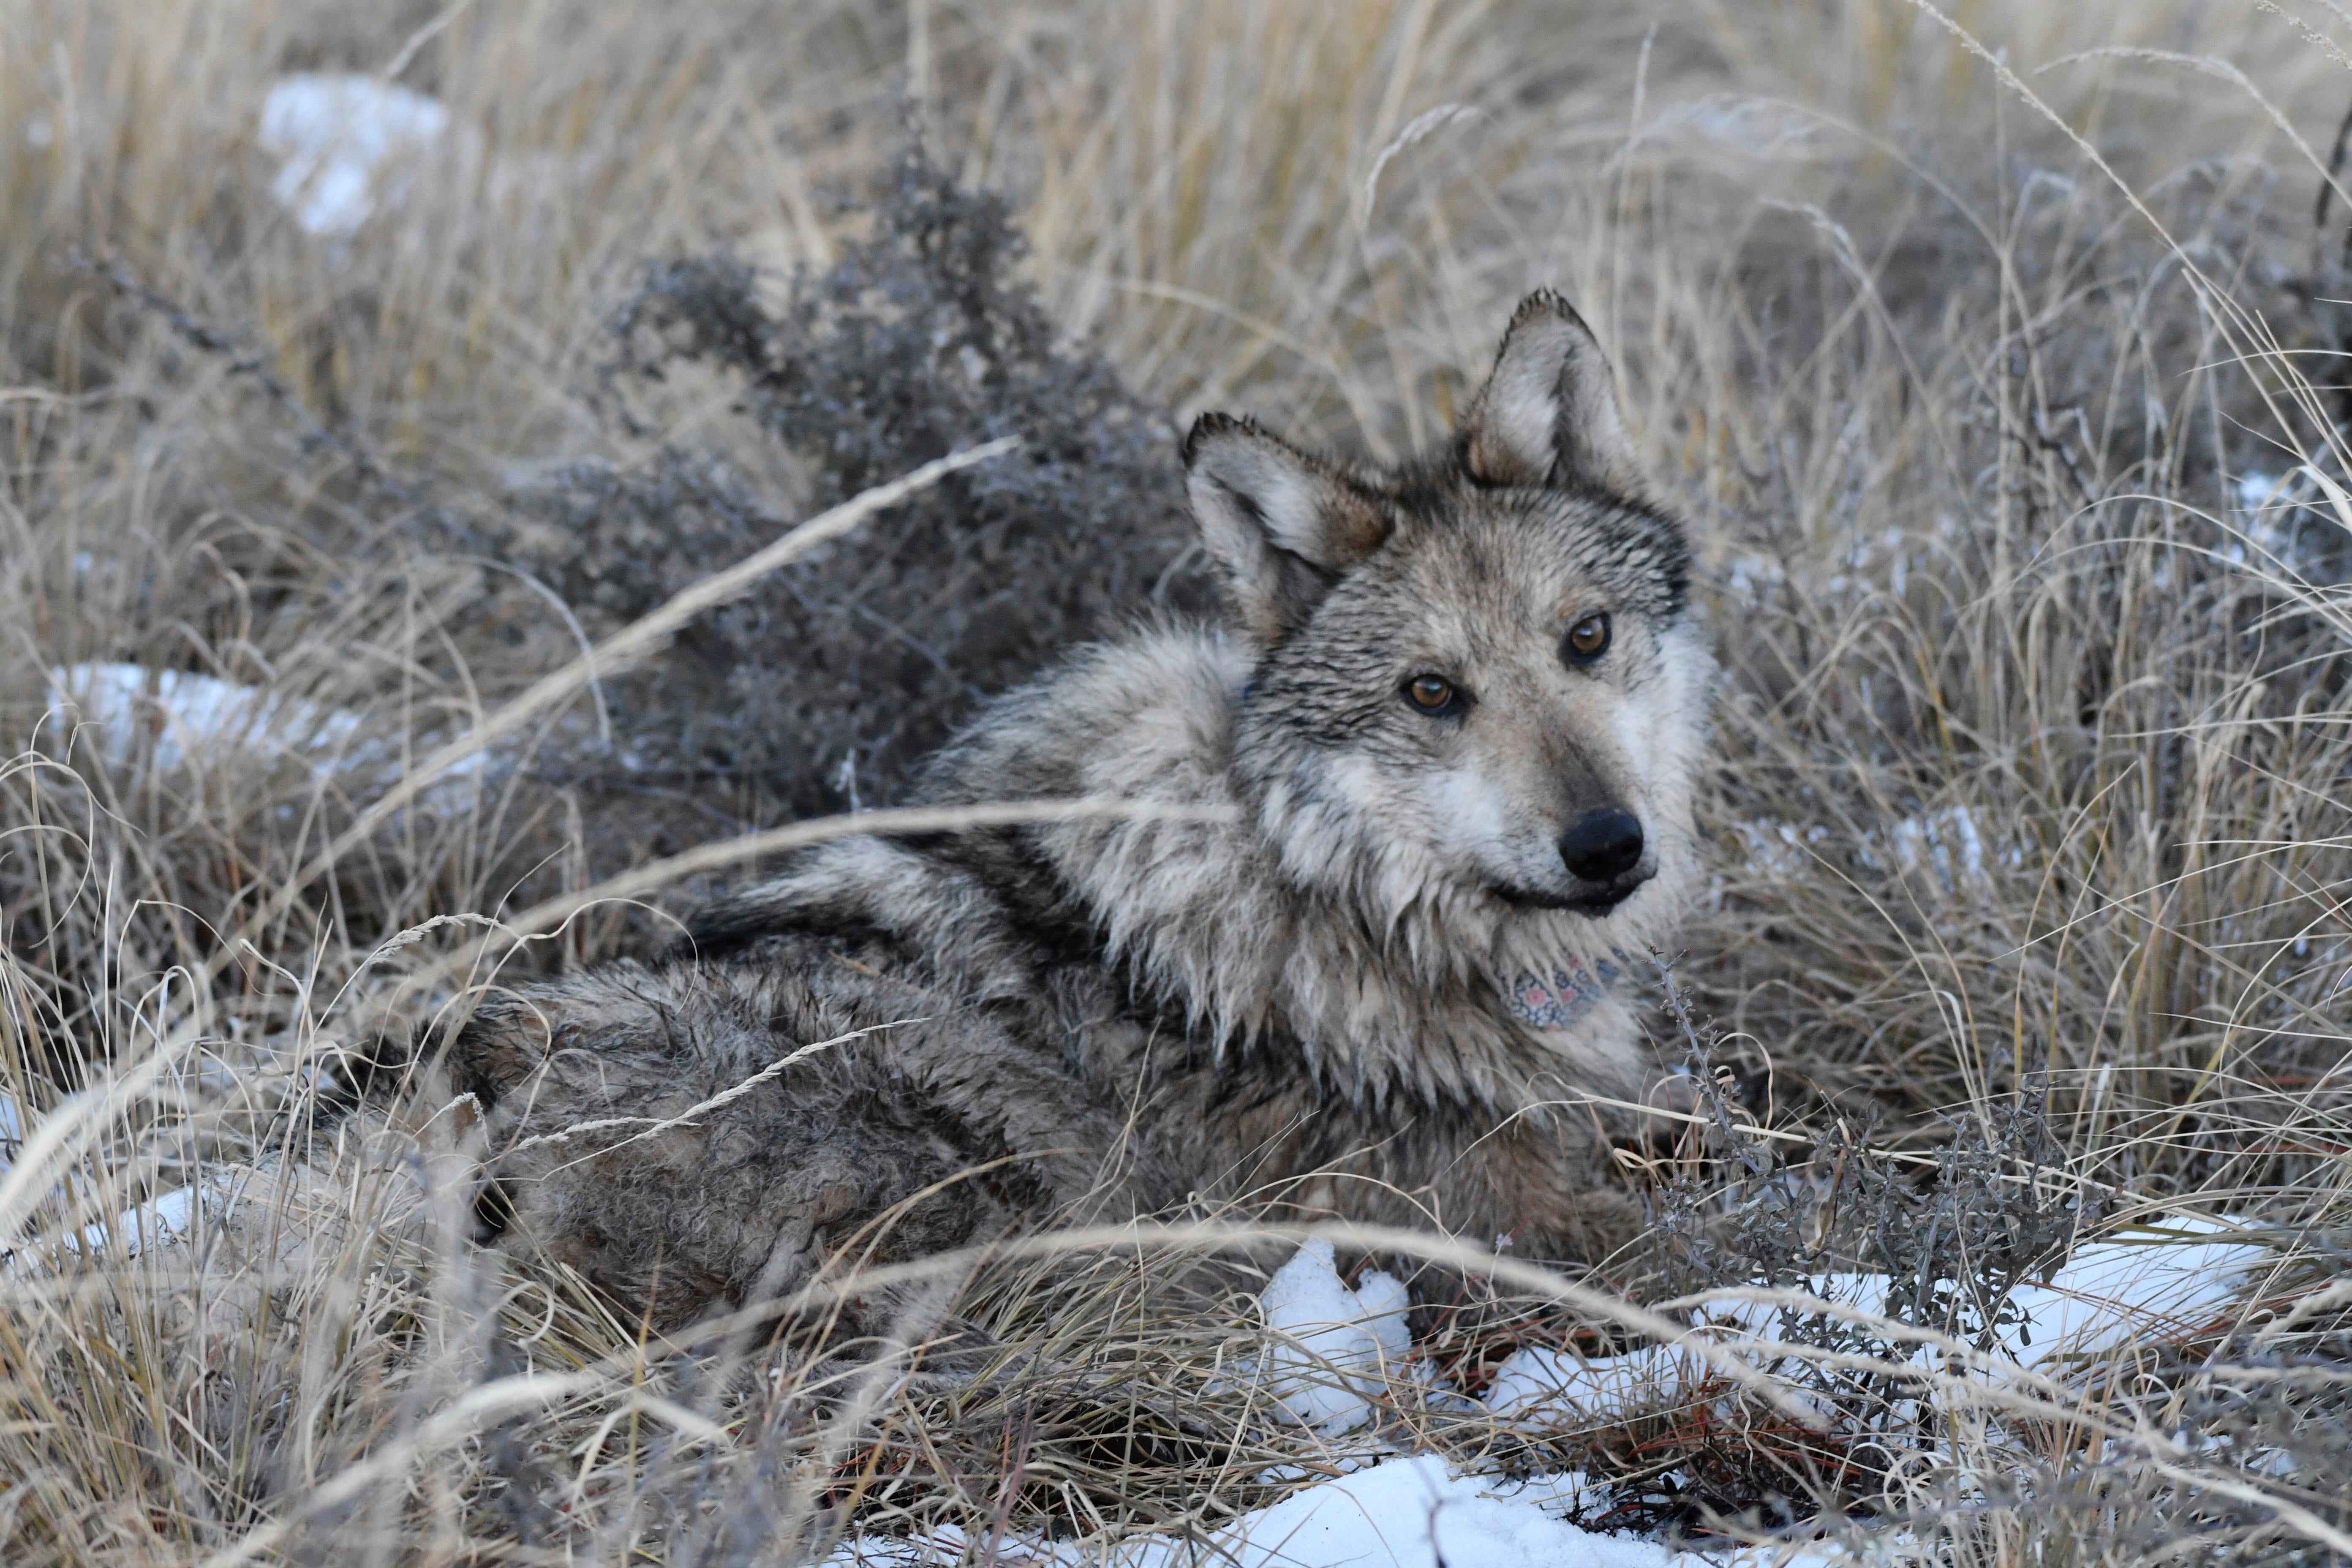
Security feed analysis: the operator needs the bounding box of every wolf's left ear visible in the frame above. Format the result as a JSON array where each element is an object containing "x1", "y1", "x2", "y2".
[
  {"x1": 1183, "y1": 414, "x2": 1390, "y2": 644},
  {"x1": 1459, "y1": 291, "x2": 1642, "y2": 495}
]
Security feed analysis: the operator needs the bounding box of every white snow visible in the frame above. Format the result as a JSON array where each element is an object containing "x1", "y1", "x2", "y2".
[
  {"x1": 1486, "y1": 1343, "x2": 1685, "y2": 1426},
  {"x1": 1720, "y1": 552, "x2": 1786, "y2": 602},
  {"x1": 1669, "y1": 96, "x2": 1817, "y2": 158},
  {"x1": 48, "y1": 662, "x2": 363, "y2": 773},
  {"x1": 1, "y1": 1181, "x2": 231, "y2": 1273},
  {"x1": 826, "y1": 1453, "x2": 1846, "y2": 1568},
  {"x1": 259, "y1": 73, "x2": 451, "y2": 237},
  {"x1": 1881, "y1": 804, "x2": 1988, "y2": 889},
  {"x1": 1258, "y1": 1236, "x2": 1415, "y2": 1435},
  {"x1": 1162, "y1": 1456, "x2": 1638, "y2": 1568},
  {"x1": 1481, "y1": 1217, "x2": 2273, "y2": 1432},
  {"x1": 1739, "y1": 806, "x2": 2034, "y2": 895},
  {"x1": 44, "y1": 662, "x2": 484, "y2": 792},
  {"x1": 822, "y1": 1226, "x2": 2264, "y2": 1567},
  {"x1": 829, "y1": 1456, "x2": 1646, "y2": 1568},
  {"x1": 824, "y1": 1228, "x2": 2276, "y2": 1564},
  {"x1": 1729, "y1": 818, "x2": 1822, "y2": 879},
  {"x1": 1993, "y1": 1221, "x2": 2272, "y2": 1358},
  {"x1": 71, "y1": 1184, "x2": 205, "y2": 1258},
  {"x1": 2237, "y1": 471, "x2": 2286, "y2": 514},
  {"x1": 2221, "y1": 466, "x2": 2349, "y2": 575}
]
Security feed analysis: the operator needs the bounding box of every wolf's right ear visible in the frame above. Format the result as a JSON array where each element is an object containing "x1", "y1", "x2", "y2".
[{"x1": 1183, "y1": 414, "x2": 1389, "y2": 645}]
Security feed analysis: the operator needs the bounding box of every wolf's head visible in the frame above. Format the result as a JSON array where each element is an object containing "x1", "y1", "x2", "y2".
[{"x1": 1185, "y1": 291, "x2": 1709, "y2": 949}]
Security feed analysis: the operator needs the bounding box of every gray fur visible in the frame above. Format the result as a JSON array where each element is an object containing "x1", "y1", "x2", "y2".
[{"x1": 447, "y1": 291, "x2": 1715, "y2": 1327}]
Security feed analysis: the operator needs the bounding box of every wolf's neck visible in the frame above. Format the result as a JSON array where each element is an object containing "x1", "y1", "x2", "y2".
[{"x1": 959, "y1": 626, "x2": 1651, "y2": 1111}]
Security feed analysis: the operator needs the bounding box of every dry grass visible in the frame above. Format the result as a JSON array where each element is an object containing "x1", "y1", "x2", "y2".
[{"x1": 4, "y1": 0, "x2": 2352, "y2": 1563}]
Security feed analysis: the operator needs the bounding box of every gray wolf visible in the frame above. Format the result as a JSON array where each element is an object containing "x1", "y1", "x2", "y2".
[{"x1": 441, "y1": 292, "x2": 1713, "y2": 1328}]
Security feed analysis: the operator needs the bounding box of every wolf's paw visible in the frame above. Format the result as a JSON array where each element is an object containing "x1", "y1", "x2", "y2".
[{"x1": 737, "y1": 1144, "x2": 966, "y2": 1304}]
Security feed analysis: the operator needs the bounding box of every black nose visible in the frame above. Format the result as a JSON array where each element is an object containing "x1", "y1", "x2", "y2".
[{"x1": 1559, "y1": 809, "x2": 1644, "y2": 883}]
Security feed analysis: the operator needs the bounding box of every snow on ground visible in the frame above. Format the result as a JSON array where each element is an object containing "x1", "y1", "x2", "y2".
[
  {"x1": 827, "y1": 1454, "x2": 1826, "y2": 1568},
  {"x1": 1734, "y1": 1216, "x2": 2271, "y2": 1369},
  {"x1": 59, "y1": 1184, "x2": 206, "y2": 1260},
  {"x1": 1, "y1": 1098, "x2": 2273, "y2": 1567},
  {"x1": 1728, "y1": 818, "x2": 1823, "y2": 879},
  {"x1": 44, "y1": 662, "x2": 485, "y2": 793},
  {"x1": 1875, "y1": 805, "x2": 1990, "y2": 889},
  {"x1": 0, "y1": 1092, "x2": 252, "y2": 1270},
  {"x1": 1186, "y1": 1459, "x2": 1624, "y2": 1568},
  {"x1": 2230, "y1": 466, "x2": 2347, "y2": 575},
  {"x1": 834, "y1": 1227, "x2": 2270, "y2": 1568},
  {"x1": 1259, "y1": 1236, "x2": 1416, "y2": 1435},
  {"x1": 48, "y1": 662, "x2": 364, "y2": 774},
  {"x1": 259, "y1": 73, "x2": 452, "y2": 237},
  {"x1": 0, "y1": 1175, "x2": 214, "y2": 1273},
  {"x1": 1731, "y1": 806, "x2": 2024, "y2": 895},
  {"x1": 1486, "y1": 1217, "x2": 2274, "y2": 1429}
]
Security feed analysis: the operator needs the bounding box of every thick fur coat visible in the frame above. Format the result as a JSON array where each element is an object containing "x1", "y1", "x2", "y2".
[{"x1": 444, "y1": 293, "x2": 1715, "y2": 1327}]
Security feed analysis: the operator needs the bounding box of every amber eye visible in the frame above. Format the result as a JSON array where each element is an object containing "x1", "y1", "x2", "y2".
[
  {"x1": 1564, "y1": 612, "x2": 1612, "y2": 662},
  {"x1": 1406, "y1": 673, "x2": 1459, "y2": 713}
]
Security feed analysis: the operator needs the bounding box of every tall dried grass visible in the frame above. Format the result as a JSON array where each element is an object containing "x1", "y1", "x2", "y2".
[{"x1": 3, "y1": 0, "x2": 2350, "y2": 1563}]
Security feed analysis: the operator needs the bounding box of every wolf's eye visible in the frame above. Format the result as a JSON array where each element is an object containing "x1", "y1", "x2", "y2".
[
  {"x1": 1563, "y1": 612, "x2": 1612, "y2": 663},
  {"x1": 1405, "y1": 673, "x2": 1461, "y2": 715}
]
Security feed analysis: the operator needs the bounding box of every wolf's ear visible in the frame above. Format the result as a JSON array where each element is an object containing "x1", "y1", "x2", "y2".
[
  {"x1": 1183, "y1": 413, "x2": 1390, "y2": 644},
  {"x1": 1459, "y1": 291, "x2": 1641, "y2": 495}
]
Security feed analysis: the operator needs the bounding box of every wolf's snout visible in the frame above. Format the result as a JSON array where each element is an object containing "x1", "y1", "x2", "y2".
[{"x1": 1558, "y1": 809, "x2": 1645, "y2": 885}]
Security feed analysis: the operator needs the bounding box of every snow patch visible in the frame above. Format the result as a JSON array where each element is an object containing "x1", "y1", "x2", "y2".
[
  {"x1": 1480, "y1": 1218, "x2": 2273, "y2": 1431},
  {"x1": 1879, "y1": 804, "x2": 1988, "y2": 889},
  {"x1": 1857, "y1": 805, "x2": 2025, "y2": 893},
  {"x1": 1729, "y1": 818, "x2": 1823, "y2": 879},
  {"x1": 69, "y1": 1184, "x2": 207, "y2": 1259},
  {"x1": 1259, "y1": 1237, "x2": 1415, "y2": 1435},
  {"x1": 1740, "y1": 806, "x2": 2025, "y2": 894},
  {"x1": 1991, "y1": 1221, "x2": 2272, "y2": 1359},
  {"x1": 1180, "y1": 1456, "x2": 1633, "y2": 1568},
  {"x1": 1668, "y1": 96, "x2": 1817, "y2": 158},
  {"x1": 45, "y1": 662, "x2": 483, "y2": 792},
  {"x1": 259, "y1": 73, "x2": 451, "y2": 237},
  {"x1": 2, "y1": 1177, "x2": 247, "y2": 1273},
  {"x1": 829, "y1": 1455, "x2": 1685, "y2": 1568},
  {"x1": 49, "y1": 662, "x2": 363, "y2": 773},
  {"x1": 1722, "y1": 552, "x2": 1786, "y2": 602},
  {"x1": 1486, "y1": 1345, "x2": 1684, "y2": 1426},
  {"x1": 2225, "y1": 466, "x2": 2349, "y2": 577},
  {"x1": 2237, "y1": 471, "x2": 2287, "y2": 514}
]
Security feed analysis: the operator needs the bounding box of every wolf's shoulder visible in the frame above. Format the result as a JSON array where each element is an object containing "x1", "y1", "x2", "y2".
[
  {"x1": 681, "y1": 622, "x2": 1244, "y2": 977},
  {"x1": 915, "y1": 620, "x2": 1249, "y2": 803}
]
